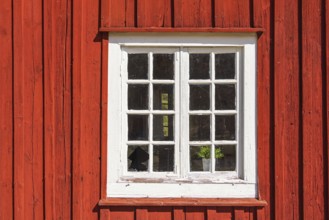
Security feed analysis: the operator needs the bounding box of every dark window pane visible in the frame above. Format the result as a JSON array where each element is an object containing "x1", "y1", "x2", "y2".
[
  {"x1": 190, "y1": 145, "x2": 211, "y2": 172},
  {"x1": 128, "y1": 145, "x2": 149, "y2": 172},
  {"x1": 190, "y1": 115, "x2": 210, "y2": 141},
  {"x1": 215, "y1": 84, "x2": 236, "y2": 110},
  {"x1": 215, "y1": 115, "x2": 236, "y2": 140},
  {"x1": 215, "y1": 145, "x2": 236, "y2": 171},
  {"x1": 215, "y1": 53, "x2": 236, "y2": 79},
  {"x1": 153, "y1": 54, "x2": 174, "y2": 79},
  {"x1": 128, "y1": 85, "x2": 148, "y2": 110},
  {"x1": 190, "y1": 85, "x2": 210, "y2": 110},
  {"x1": 153, "y1": 84, "x2": 174, "y2": 110},
  {"x1": 189, "y1": 54, "x2": 210, "y2": 79},
  {"x1": 153, "y1": 145, "x2": 174, "y2": 172},
  {"x1": 128, "y1": 54, "x2": 148, "y2": 79},
  {"x1": 153, "y1": 115, "x2": 174, "y2": 141},
  {"x1": 128, "y1": 115, "x2": 148, "y2": 140}
]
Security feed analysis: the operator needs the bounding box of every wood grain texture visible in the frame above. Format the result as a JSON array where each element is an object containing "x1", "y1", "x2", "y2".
[
  {"x1": 301, "y1": 0, "x2": 325, "y2": 219},
  {"x1": 173, "y1": 207, "x2": 185, "y2": 220},
  {"x1": 108, "y1": 0, "x2": 126, "y2": 27},
  {"x1": 136, "y1": 208, "x2": 148, "y2": 220},
  {"x1": 274, "y1": 0, "x2": 301, "y2": 219},
  {"x1": 185, "y1": 207, "x2": 205, "y2": 220},
  {"x1": 137, "y1": 0, "x2": 172, "y2": 27},
  {"x1": 110, "y1": 207, "x2": 135, "y2": 220},
  {"x1": 148, "y1": 207, "x2": 173, "y2": 220},
  {"x1": 0, "y1": 0, "x2": 13, "y2": 218}
]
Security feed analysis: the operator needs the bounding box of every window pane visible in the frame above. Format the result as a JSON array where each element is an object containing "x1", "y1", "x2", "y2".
[
  {"x1": 215, "y1": 84, "x2": 236, "y2": 110},
  {"x1": 153, "y1": 145, "x2": 174, "y2": 172},
  {"x1": 153, "y1": 115, "x2": 174, "y2": 141},
  {"x1": 215, "y1": 53, "x2": 236, "y2": 79},
  {"x1": 128, "y1": 145, "x2": 149, "y2": 172},
  {"x1": 190, "y1": 145, "x2": 211, "y2": 172},
  {"x1": 128, "y1": 115, "x2": 149, "y2": 140},
  {"x1": 128, "y1": 54, "x2": 148, "y2": 79},
  {"x1": 215, "y1": 145, "x2": 236, "y2": 171},
  {"x1": 189, "y1": 54, "x2": 210, "y2": 79},
  {"x1": 128, "y1": 85, "x2": 148, "y2": 110},
  {"x1": 153, "y1": 84, "x2": 174, "y2": 110},
  {"x1": 190, "y1": 85, "x2": 210, "y2": 110},
  {"x1": 153, "y1": 54, "x2": 174, "y2": 79},
  {"x1": 190, "y1": 115, "x2": 210, "y2": 141},
  {"x1": 215, "y1": 115, "x2": 236, "y2": 140}
]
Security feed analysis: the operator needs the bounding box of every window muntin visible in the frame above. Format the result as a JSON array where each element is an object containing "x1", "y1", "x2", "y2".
[{"x1": 107, "y1": 33, "x2": 257, "y2": 198}]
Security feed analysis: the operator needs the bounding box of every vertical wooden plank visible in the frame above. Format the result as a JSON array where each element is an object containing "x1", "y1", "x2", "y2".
[
  {"x1": 100, "y1": 208, "x2": 111, "y2": 220},
  {"x1": 174, "y1": 0, "x2": 212, "y2": 27},
  {"x1": 253, "y1": 0, "x2": 273, "y2": 219},
  {"x1": 214, "y1": 0, "x2": 251, "y2": 27},
  {"x1": 274, "y1": 0, "x2": 301, "y2": 220},
  {"x1": 173, "y1": 207, "x2": 185, "y2": 220},
  {"x1": 72, "y1": 0, "x2": 102, "y2": 218},
  {"x1": 301, "y1": 0, "x2": 325, "y2": 219},
  {"x1": 326, "y1": 0, "x2": 329, "y2": 218},
  {"x1": 44, "y1": 0, "x2": 72, "y2": 219},
  {"x1": 148, "y1": 207, "x2": 173, "y2": 220},
  {"x1": 109, "y1": 0, "x2": 126, "y2": 27},
  {"x1": 125, "y1": 0, "x2": 136, "y2": 27},
  {"x1": 136, "y1": 208, "x2": 148, "y2": 220},
  {"x1": 234, "y1": 207, "x2": 246, "y2": 220},
  {"x1": 206, "y1": 208, "x2": 217, "y2": 220},
  {"x1": 137, "y1": 0, "x2": 172, "y2": 27},
  {"x1": 110, "y1": 207, "x2": 135, "y2": 220},
  {"x1": 0, "y1": 0, "x2": 13, "y2": 218},
  {"x1": 101, "y1": 33, "x2": 109, "y2": 199},
  {"x1": 101, "y1": 0, "x2": 110, "y2": 28},
  {"x1": 256, "y1": 208, "x2": 266, "y2": 220},
  {"x1": 185, "y1": 207, "x2": 205, "y2": 220},
  {"x1": 216, "y1": 207, "x2": 233, "y2": 220}
]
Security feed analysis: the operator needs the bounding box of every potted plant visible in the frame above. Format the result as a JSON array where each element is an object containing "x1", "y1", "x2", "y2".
[{"x1": 197, "y1": 146, "x2": 224, "y2": 171}]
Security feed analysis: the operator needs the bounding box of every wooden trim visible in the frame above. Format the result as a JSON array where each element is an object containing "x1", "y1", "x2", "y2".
[
  {"x1": 98, "y1": 198, "x2": 267, "y2": 207},
  {"x1": 99, "y1": 27, "x2": 265, "y2": 34}
]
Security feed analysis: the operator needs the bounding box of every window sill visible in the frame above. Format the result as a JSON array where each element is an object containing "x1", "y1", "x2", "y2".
[{"x1": 98, "y1": 198, "x2": 267, "y2": 207}]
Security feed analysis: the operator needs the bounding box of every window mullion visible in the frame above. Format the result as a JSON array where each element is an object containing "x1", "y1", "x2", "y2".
[
  {"x1": 149, "y1": 52, "x2": 154, "y2": 173},
  {"x1": 211, "y1": 52, "x2": 215, "y2": 173}
]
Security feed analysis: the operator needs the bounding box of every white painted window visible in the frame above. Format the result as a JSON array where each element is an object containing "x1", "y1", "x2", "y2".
[{"x1": 107, "y1": 33, "x2": 257, "y2": 198}]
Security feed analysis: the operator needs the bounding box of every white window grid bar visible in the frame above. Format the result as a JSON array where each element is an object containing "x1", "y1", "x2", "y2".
[
  {"x1": 211, "y1": 52, "x2": 216, "y2": 173},
  {"x1": 127, "y1": 80, "x2": 175, "y2": 84},
  {"x1": 189, "y1": 79, "x2": 237, "y2": 84},
  {"x1": 148, "y1": 52, "x2": 154, "y2": 173},
  {"x1": 127, "y1": 110, "x2": 175, "y2": 114}
]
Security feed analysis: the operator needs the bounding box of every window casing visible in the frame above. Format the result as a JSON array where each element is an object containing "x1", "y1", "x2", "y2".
[{"x1": 107, "y1": 33, "x2": 257, "y2": 198}]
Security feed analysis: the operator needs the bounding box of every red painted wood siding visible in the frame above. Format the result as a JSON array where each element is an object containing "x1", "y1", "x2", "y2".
[{"x1": 0, "y1": 0, "x2": 328, "y2": 219}]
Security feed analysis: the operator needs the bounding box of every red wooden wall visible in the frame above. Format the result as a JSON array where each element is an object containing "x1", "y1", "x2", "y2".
[{"x1": 0, "y1": 0, "x2": 328, "y2": 219}]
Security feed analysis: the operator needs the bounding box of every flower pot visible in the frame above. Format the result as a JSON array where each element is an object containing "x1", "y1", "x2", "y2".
[{"x1": 202, "y1": 158, "x2": 211, "y2": 171}]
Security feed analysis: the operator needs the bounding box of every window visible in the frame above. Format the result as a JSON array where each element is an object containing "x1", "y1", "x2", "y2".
[{"x1": 107, "y1": 33, "x2": 257, "y2": 198}]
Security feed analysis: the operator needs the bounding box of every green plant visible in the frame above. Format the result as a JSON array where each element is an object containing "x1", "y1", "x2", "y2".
[{"x1": 197, "y1": 146, "x2": 224, "y2": 159}]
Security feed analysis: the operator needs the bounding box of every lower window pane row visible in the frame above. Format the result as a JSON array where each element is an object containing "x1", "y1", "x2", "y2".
[
  {"x1": 127, "y1": 145, "x2": 236, "y2": 173},
  {"x1": 128, "y1": 145, "x2": 174, "y2": 172}
]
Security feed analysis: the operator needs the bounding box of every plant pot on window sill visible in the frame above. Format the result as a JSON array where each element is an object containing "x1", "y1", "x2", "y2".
[{"x1": 202, "y1": 158, "x2": 211, "y2": 171}]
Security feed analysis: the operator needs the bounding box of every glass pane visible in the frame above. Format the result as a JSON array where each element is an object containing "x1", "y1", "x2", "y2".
[
  {"x1": 153, "y1": 84, "x2": 174, "y2": 110},
  {"x1": 215, "y1": 145, "x2": 236, "y2": 171},
  {"x1": 190, "y1": 145, "x2": 211, "y2": 172},
  {"x1": 215, "y1": 53, "x2": 236, "y2": 79},
  {"x1": 128, "y1": 145, "x2": 149, "y2": 172},
  {"x1": 153, "y1": 54, "x2": 174, "y2": 79},
  {"x1": 128, "y1": 115, "x2": 149, "y2": 140},
  {"x1": 128, "y1": 85, "x2": 148, "y2": 110},
  {"x1": 215, "y1": 115, "x2": 236, "y2": 140},
  {"x1": 190, "y1": 115, "x2": 210, "y2": 141},
  {"x1": 189, "y1": 54, "x2": 210, "y2": 79},
  {"x1": 153, "y1": 145, "x2": 174, "y2": 172},
  {"x1": 128, "y1": 54, "x2": 148, "y2": 79},
  {"x1": 215, "y1": 84, "x2": 236, "y2": 110},
  {"x1": 153, "y1": 115, "x2": 174, "y2": 141},
  {"x1": 190, "y1": 85, "x2": 210, "y2": 110}
]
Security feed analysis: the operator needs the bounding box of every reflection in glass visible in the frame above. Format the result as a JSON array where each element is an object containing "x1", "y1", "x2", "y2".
[
  {"x1": 128, "y1": 54, "x2": 148, "y2": 79},
  {"x1": 189, "y1": 115, "x2": 210, "y2": 141},
  {"x1": 153, "y1": 84, "x2": 174, "y2": 110},
  {"x1": 215, "y1": 53, "x2": 236, "y2": 79},
  {"x1": 153, "y1": 145, "x2": 174, "y2": 172},
  {"x1": 190, "y1": 85, "x2": 210, "y2": 110},
  {"x1": 128, "y1": 115, "x2": 148, "y2": 140},
  {"x1": 215, "y1": 145, "x2": 236, "y2": 171},
  {"x1": 215, "y1": 84, "x2": 236, "y2": 110},
  {"x1": 153, "y1": 115, "x2": 174, "y2": 141},
  {"x1": 153, "y1": 54, "x2": 174, "y2": 79},
  {"x1": 215, "y1": 115, "x2": 236, "y2": 140},
  {"x1": 128, "y1": 84, "x2": 148, "y2": 110},
  {"x1": 189, "y1": 54, "x2": 210, "y2": 79},
  {"x1": 128, "y1": 145, "x2": 149, "y2": 171}
]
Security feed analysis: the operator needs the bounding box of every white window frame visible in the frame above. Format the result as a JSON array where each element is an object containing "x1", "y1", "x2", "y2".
[{"x1": 107, "y1": 33, "x2": 257, "y2": 198}]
